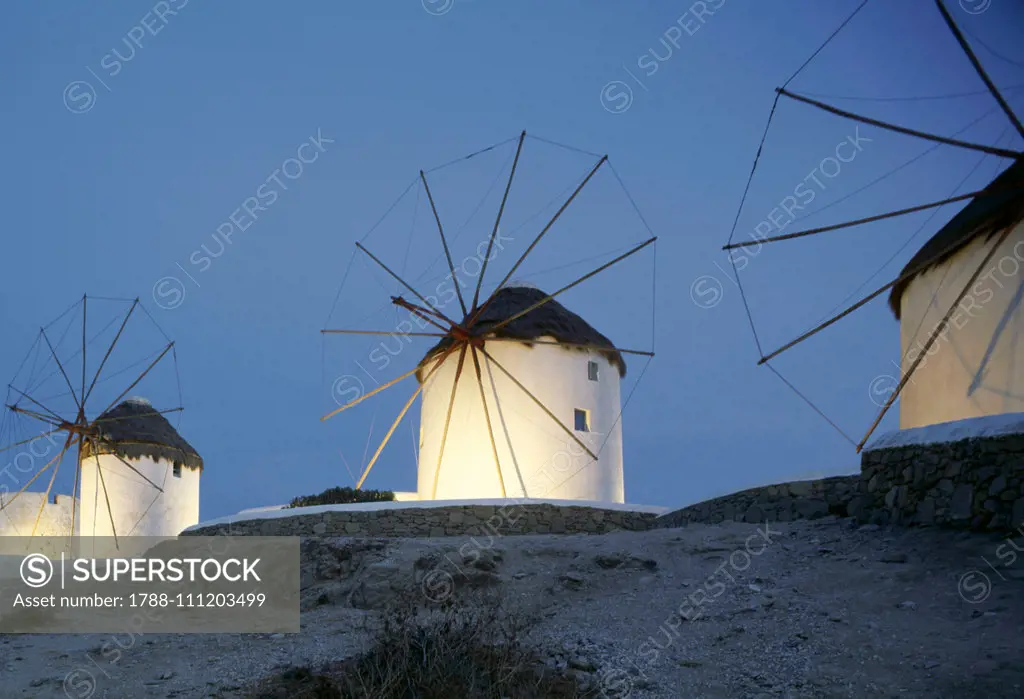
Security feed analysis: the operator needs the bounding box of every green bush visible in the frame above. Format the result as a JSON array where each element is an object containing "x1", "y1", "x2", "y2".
[{"x1": 286, "y1": 486, "x2": 395, "y2": 509}]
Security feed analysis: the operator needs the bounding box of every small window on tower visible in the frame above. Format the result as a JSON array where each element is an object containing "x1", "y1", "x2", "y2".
[
  {"x1": 587, "y1": 361, "x2": 599, "y2": 382},
  {"x1": 574, "y1": 408, "x2": 590, "y2": 432},
  {"x1": 172, "y1": 464, "x2": 182, "y2": 478}
]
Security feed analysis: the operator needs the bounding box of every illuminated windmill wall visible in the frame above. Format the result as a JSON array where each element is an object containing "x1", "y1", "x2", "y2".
[
  {"x1": 888, "y1": 159, "x2": 1024, "y2": 429},
  {"x1": 78, "y1": 397, "x2": 202, "y2": 539},
  {"x1": 416, "y1": 285, "x2": 625, "y2": 502}
]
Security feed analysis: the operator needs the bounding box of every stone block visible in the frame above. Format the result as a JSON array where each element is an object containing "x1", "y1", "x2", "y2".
[
  {"x1": 950, "y1": 485, "x2": 974, "y2": 521},
  {"x1": 1012, "y1": 499, "x2": 1024, "y2": 528},
  {"x1": 976, "y1": 466, "x2": 998, "y2": 483},
  {"x1": 795, "y1": 499, "x2": 829, "y2": 519},
  {"x1": 789, "y1": 481, "x2": 812, "y2": 497},
  {"x1": 916, "y1": 498, "x2": 935, "y2": 525},
  {"x1": 988, "y1": 476, "x2": 1007, "y2": 497}
]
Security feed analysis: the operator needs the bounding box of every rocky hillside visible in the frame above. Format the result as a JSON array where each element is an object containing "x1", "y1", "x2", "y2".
[{"x1": 3, "y1": 517, "x2": 1023, "y2": 698}]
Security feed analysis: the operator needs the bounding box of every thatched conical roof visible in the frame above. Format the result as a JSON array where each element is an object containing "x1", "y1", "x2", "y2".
[
  {"x1": 889, "y1": 158, "x2": 1024, "y2": 319},
  {"x1": 81, "y1": 398, "x2": 203, "y2": 471},
  {"x1": 417, "y1": 286, "x2": 625, "y2": 381}
]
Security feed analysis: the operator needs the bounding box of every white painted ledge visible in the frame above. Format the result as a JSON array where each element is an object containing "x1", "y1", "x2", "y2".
[{"x1": 866, "y1": 412, "x2": 1024, "y2": 451}]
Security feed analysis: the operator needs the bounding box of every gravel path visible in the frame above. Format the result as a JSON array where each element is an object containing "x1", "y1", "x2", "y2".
[{"x1": 3, "y1": 517, "x2": 1022, "y2": 698}]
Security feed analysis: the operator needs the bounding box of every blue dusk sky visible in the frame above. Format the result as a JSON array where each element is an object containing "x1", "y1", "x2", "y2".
[{"x1": 1, "y1": 0, "x2": 1022, "y2": 521}]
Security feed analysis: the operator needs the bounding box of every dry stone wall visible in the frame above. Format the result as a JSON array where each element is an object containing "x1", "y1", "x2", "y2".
[
  {"x1": 858, "y1": 433, "x2": 1024, "y2": 529},
  {"x1": 185, "y1": 431, "x2": 1024, "y2": 538},
  {"x1": 658, "y1": 433, "x2": 1024, "y2": 531},
  {"x1": 185, "y1": 503, "x2": 659, "y2": 538},
  {"x1": 654, "y1": 476, "x2": 859, "y2": 529}
]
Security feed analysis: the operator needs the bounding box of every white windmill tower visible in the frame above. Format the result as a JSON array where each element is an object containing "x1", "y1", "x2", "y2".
[
  {"x1": 321, "y1": 130, "x2": 657, "y2": 504},
  {"x1": 0, "y1": 296, "x2": 195, "y2": 551},
  {"x1": 79, "y1": 396, "x2": 202, "y2": 538},
  {"x1": 415, "y1": 284, "x2": 626, "y2": 502}
]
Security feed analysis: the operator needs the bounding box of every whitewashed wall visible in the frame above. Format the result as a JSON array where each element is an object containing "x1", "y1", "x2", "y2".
[
  {"x1": 0, "y1": 493, "x2": 76, "y2": 537},
  {"x1": 78, "y1": 454, "x2": 200, "y2": 540},
  {"x1": 898, "y1": 221, "x2": 1024, "y2": 428},
  {"x1": 417, "y1": 337, "x2": 624, "y2": 502}
]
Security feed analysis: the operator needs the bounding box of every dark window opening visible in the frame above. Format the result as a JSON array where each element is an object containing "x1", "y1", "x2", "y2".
[
  {"x1": 172, "y1": 464, "x2": 182, "y2": 478},
  {"x1": 588, "y1": 361, "x2": 599, "y2": 382},
  {"x1": 574, "y1": 408, "x2": 590, "y2": 432}
]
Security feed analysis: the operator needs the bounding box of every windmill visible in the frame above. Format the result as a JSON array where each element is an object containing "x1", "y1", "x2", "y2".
[
  {"x1": 722, "y1": 0, "x2": 1024, "y2": 451},
  {"x1": 0, "y1": 296, "x2": 184, "y2": 548},
  {"x1": 321, "y1": 131, "x2": 657, "y2": 501}
]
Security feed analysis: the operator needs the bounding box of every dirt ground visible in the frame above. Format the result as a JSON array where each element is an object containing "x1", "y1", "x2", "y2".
[{"x1": 3, "y1": 516, "x2": 1022, "y2": 698}]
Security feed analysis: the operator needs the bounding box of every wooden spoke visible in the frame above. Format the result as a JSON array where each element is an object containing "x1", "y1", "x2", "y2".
[
  {"x1": 471, "y1": 346, "x2": 506, "y2": 497},
  {"x1": 94, "y1": 443, "x2": 120, "y2": 549},
  {"x1": 778, "y1": 88, "x2": 1022, "y2": 159},
  {"x1": 470, "y1": 154, "x2": 609, "y2": 326},
  {"x1": 41, "y1": 327, "x2": 82, "y2": 413},
  {"x1": 5, "y1": 404, "x2": 63, "y2": 428},
  {"x1": 722, "y1": 185, "x2": 1023, "y2": 250},
  {"x1": 757, "y1": 211, "x2": 1019, "y2": 365},
  {"x1": 479, "y1": 352, "x2": 528, "y2": 497},
  {"x1": 80, "y1": 295, "x2": 88, "y2": 415},
  {"x1": 354, "y1": 348, "x2": 454, "y2": 490},
  {"x1": 391, "y1": 297, "x2": 453, "y2": 333},
  {"x1": 322, "y1": 363, "x2": 425, "y2": 422},
  {"x1": 393, "y1": 298, "x2": 452, "y2": 323},
  {"x1": 84, "y1": 299, "x2": 138, "y2": 404},
  {"x1": 98, "y1": 342, "x2": 174, "y2": 417},
  {"x1": 420, "y1": 170, "x2": 468, "y2": 317},
  {"x1": 124, "y1": 487, "x2": 165, "y2": 536},
  {"x1": 6, "y1": 385, "x2": 64, "y2": 423},
  {"x1": 31, "y1": 434, "x2": 75, "y2": 537},
  {"x1": 935, "y1": 0, "x2": 1024, "y2": 140},
  {"x1": 321, "y1": 329, "x2": 447, "y2": 337},
  {"x1": 486, "y1": 237, "x2": 656, "y2": 335},
  {"x1": 477, "y1": 356, "x2": 528, "y2": 497},
  {"x1": 0, "y1": 436, "x2": 73, "y2": 512},
  {"x1": 0, "y1": 426, "x2": 62, "y2": 455},
  {"x1": 405, "y1": 310, "x2": 450, "y2": 334},
  {"x1": 93, "y1": 439, "x2": 165, "y2": 492},
  {"x1": 473, "y1": 130, "x2": 527, "y2": 311},
  {"x1": 482, "y1": 337, "x2": 654, "y2": 357},
  {"x1": 355, "y1": 242, "x2": 459, "y2": 328},
  {"x1": 857, "y1": 225, "x2": 1015, "y2": 451},
  {"x1": 431, "y1": 345, "x2": 469, "y2": 499},
  {"x1": 70, "y1": 443, "x2": 82, "y2": 539},
  {"x1": 478, "y1": 347, "x2": 597, "y2": 461}
]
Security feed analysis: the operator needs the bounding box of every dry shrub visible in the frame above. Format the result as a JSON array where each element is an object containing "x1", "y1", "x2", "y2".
[{"x1": 244, "y1": 591, "x2": 597, "y2": 699}]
